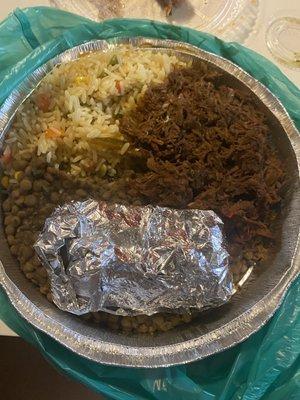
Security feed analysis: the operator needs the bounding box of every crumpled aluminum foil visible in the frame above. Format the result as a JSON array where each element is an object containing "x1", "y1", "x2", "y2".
[{"x1": 34, "y1": 199, "x2": 233, "y2": 316}]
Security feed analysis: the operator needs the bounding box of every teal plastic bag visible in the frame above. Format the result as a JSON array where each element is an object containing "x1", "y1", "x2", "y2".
[{"x1": 0, "y1": 7, "x2": 299, "y2": 400}]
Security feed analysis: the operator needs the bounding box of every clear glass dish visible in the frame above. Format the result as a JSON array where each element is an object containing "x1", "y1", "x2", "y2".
[
  {"x1": 50, "y1": 0, "x2": 259, "y2": 43},
  {"x1": 266, "y1": 11, "x2": 300, "y2": 68}
]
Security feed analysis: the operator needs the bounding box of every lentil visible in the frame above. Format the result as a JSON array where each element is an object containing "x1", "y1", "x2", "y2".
[
  {"x1": 24, "y1": 194, "x2": 37, "y2": 207},
  {"x1": 20, "y1": 178, "x2": 32, "y2": 192}
]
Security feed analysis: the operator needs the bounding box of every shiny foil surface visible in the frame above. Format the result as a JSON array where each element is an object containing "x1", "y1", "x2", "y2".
[{"x1": 35, "y1": 200, "x2": 233, "y2": 316}]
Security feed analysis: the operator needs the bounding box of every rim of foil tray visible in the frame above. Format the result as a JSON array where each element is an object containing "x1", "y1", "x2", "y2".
[{"x1": 0, "y1": 37, "x2": 299, "y2": 368}]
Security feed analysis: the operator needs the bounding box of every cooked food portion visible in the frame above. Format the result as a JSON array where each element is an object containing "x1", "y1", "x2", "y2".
[
  {"x1": 1, "y1": 48, "x2": 285, "y2": 333},
  {"x1": 120, "y1": 65, "x2": 285, "y2": 259},
  {"x1": 7, "y1": 48, "x2": 188, "y2": 177}
]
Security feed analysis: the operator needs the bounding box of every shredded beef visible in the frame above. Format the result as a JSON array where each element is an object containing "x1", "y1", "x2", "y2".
[{"x1": 119, "y1": 64, "x2": 285, "y2": 252}]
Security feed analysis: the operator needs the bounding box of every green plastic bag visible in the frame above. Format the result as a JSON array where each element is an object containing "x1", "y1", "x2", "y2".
[{"x1": 0, "y1": 7, "x2": 299, "y2": 400}]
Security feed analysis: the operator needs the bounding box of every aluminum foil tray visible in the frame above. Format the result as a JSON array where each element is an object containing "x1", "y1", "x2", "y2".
[{"x1": 0, "y1": 38, "x2": 299, "y2": 368}]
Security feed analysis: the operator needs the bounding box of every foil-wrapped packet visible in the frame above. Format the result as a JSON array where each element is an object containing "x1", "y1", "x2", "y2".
[{"x1": 34, "y1": 200, "x2": 233, "y2": 316}]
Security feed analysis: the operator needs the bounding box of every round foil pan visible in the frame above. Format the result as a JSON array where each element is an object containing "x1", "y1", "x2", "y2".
[{"x1": 0, "y1": 38, "x2": 299, "y2": 368}]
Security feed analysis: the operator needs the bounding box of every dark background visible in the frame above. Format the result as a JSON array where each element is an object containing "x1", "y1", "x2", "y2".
[{"x1": 0, "y1": 336, "x2": 104, "y2": 400}]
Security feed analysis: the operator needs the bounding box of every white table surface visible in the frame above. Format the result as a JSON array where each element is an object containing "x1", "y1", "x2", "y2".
[{"x1": 0, "y1": 0, "x2": 299, "y2": 336}]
